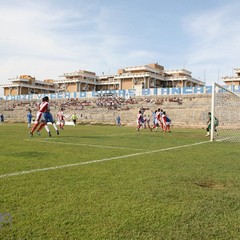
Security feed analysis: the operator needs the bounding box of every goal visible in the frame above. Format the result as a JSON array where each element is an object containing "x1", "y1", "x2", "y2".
[{"x1": 211, "y1": 83, "x2": 240, "y2": 142}]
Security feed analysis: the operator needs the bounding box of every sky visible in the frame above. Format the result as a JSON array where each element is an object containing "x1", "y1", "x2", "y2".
[{"x1": 1, "y1": 0, "x2": 240, "y2": 96}]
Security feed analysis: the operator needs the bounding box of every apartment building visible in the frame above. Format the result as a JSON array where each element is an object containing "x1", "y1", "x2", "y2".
[
  {"x1": 222, "y1": 68, "x2": 240, "y2": 86},
  {"x1": 1, "y1": 75, "x2": 56, "y2": 96},
  {"x1": 1, "y1": 63, "x2": 205, "y2": 96}
]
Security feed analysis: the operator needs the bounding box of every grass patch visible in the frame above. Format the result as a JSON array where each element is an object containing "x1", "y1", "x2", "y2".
[{"x1": 0, "y1": 123, "x2": 240, "y2": 239}]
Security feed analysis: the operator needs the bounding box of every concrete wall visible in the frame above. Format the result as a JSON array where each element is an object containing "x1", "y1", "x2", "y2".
[{"x1": 0, "y1": 94, "x2": 212, "y2": 128}]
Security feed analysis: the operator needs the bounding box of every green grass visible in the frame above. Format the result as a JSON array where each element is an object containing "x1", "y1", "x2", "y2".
[{"x1": 0, "y1": 123, "x2": 240, "y2": 239}]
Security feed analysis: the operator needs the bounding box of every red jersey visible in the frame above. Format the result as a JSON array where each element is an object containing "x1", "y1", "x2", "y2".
[
  {"x1": 137, "y1": 113, "x2": 142, "y2": 121},
  {"x1": 162, "y1": 114, "x2": 167, "y2": 123},
  {"x1": 57, "y1": 111, "x2": 64, "y2": 121},
  {"x1": 39, "y1": 101, "x2": 49, "y2": 113}
]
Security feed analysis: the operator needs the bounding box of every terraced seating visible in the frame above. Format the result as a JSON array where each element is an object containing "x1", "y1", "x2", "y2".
[{"x1": 0, "y1": 94, "x2": 213, "y2": 128}]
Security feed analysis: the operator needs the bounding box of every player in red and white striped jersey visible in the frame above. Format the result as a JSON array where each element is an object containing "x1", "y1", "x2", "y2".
[
  {"x1": 29, "y1": 96, "x2": 51, "y2": 137},
  {"x1": 136, "y1": 111, "x2": 143, "y2": 131},
  {"x1": 151, "y1": 109, "x2": 160, "y2": 131},
  {"x1": 57, "y1": 108, "x2": 65, "y2": 130},
  {"x1": 162, "y1": 111, "x2": 171, "y2": 133}
]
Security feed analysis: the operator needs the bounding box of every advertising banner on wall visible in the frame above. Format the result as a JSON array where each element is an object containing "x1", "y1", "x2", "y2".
[{"x1": 3, "y1": 85, "x2": 240, "y2": 101}]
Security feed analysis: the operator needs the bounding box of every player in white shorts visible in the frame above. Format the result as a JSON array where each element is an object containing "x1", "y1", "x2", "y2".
[
  {"x1": 162, "y1": 111, "x2": 171, "y2": 133},
  {"x1": 29, "y1": 96, "x2": 51, "y2": 137},
  {"x1": 136, "y1": 111, "x2": 143, "y2": 131},
  {"x1": 151, "y1": 109, "x2": 160, "y2": 131},
  {"x1": 57, "y1": 108, "x2": 65, "y2": 130}
]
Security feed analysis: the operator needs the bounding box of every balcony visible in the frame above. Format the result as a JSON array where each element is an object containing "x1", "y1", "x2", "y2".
[
  {"x1": 124, "y1": 65, "x2": 162, "y2": 74},
  {"x1": 165, "y1": 69, "x2": 192, "y2": 75},
  {"x1": 222, "y1": 76, "x2": 240, "y2": 82},
  {"x1": 55, "y1": 78, "x2": 98, "y2": 85},
  {"x1": 9, "y1": 78, "x2": 29, "y2": 82},
  {"x1": 234, "y1": 68, "x2": 240, "y2": 74},
  {"x1": 115, "y1": 72, "x2": 164, "y2": 80},
  {"x1": 60, "y1": 71, "x2": 97, "y2": 79},
  {"x1": 0, "y1": 83, "x2": 56, "y2": 91}
]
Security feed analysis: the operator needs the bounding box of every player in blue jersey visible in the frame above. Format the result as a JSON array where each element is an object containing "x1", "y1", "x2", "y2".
[{"x1": 27, "y1": 108, "x2": 32, "y2": 128}]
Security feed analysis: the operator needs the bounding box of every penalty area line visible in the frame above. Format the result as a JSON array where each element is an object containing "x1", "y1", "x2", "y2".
[{"x1": 0, "y1": 141, "x2": 210, "y2": 179}]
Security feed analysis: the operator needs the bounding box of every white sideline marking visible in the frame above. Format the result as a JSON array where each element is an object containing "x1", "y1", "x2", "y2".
[
  {"x1": 25, "y1": 139, "x2": 145, "y2": 151},
  {"x1": 0, "y1": 141, "x2": 209, "y2": 179}
]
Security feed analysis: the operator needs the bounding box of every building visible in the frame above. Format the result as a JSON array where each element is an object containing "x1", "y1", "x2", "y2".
[
  {"x1": 1, "y1": 75, "x2": 56, "y2": 96},
  {"x1": 55, "y1": 70, "x2": 99, "y2": 93},
  {"x1": 115, "y1": 63, "x2": 204, "y2": 90},
  {"x1": 1, "y1": 63, "x2": 205, "y2": 96},
  {"x1": 55, "y1": 63, "x2": 204, "y2": 93},
  {"x1": 222, "y1": 68, "x2": 240, "y2": 86}
]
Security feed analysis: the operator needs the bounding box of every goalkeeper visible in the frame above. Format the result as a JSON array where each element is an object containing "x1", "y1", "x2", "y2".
[{"x1": 206, "y1": 112, "x2": 219, "y2": 136}]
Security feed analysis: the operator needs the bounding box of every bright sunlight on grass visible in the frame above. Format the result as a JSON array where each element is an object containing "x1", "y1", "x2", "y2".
[{"x1": 0, "y1": 123, "x2": 240, "y2": 239}]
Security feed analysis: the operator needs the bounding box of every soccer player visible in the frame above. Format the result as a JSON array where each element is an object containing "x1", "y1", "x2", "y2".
[
  {"x1": 34, "y1": 99, "x2": 59, "y2": 137},
  {"x1": 165, "y1": 115, "x2": 172, "y2": 133},
  {"x1": 0, "y1": 113, "x2": 4, "y2": 123},
  {"x1": 159, "y1": 109, "x2": 164, "y2": 131},
  {"x1": 136, "y1": 110, "x2": 143, "y2": 131},
  {"x1": 27, "y1": 109, "x2": 32, "y2": 128},
  {"x1": 206, "y1": 112, "x2": 219, "y2": 136},
  {"x1": 151, "y1": 109, "x2": 161, "y2": 131},
  {"x1": 43, "y1": 109, "x2": 59, "y2": 136},
  {"x1": 71, "y1": 113, "x2": 77, "y2": 127},
  {"x1": 116, "y1": 116, "x2": 121, "y2": 126},
  {"x1": 152, "y1": 110, "x2": 156, "y2": 125},
  {"x1": 57, "y1": 108, "x2": 65, "y2": 130},
  {"x1": 146, "y1": 115, "x2": 151, "y2": 129},
  {"x1": 29, "y1": 96, "x2": 51, "y2": 137},
  {"x1": 162, "y1": 111, "x2": 171, "y2": 133}
]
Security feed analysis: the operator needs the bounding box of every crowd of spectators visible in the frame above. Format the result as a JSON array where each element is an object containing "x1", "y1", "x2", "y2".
[
  {"x1": 1, "y1": 96, "x2": 183, "y2": 113},
  {"x1": 94, "y1": 96, "x2": 133, "y2": 110}
]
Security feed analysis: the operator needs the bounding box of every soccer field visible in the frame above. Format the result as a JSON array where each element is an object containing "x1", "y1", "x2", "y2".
[{"x1": 1, "y1": 124, "x2": 240, "y2": 239}]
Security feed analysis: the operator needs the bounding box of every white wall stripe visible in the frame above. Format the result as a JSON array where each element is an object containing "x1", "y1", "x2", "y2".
[{"x1": 0, "y1": 141, "x2": 210, "y2": 179}]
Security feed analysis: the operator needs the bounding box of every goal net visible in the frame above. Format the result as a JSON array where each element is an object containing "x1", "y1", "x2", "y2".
[{"x1": 211, "y1": 83, "x2": 240, "y2": 142}]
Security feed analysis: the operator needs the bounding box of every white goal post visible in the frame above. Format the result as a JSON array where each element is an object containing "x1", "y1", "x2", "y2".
[{"x1": 211, "y1": 82, "x2": 240, "y2": 142}]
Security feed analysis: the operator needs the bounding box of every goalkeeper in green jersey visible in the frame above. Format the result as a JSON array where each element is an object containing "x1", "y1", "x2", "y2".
[
  {"x1": 71, "y1": 113, "x2": 78, "y2": 127},
  {"x1": 206, "y1": 112, "x2": 219, "y2": 136}
]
